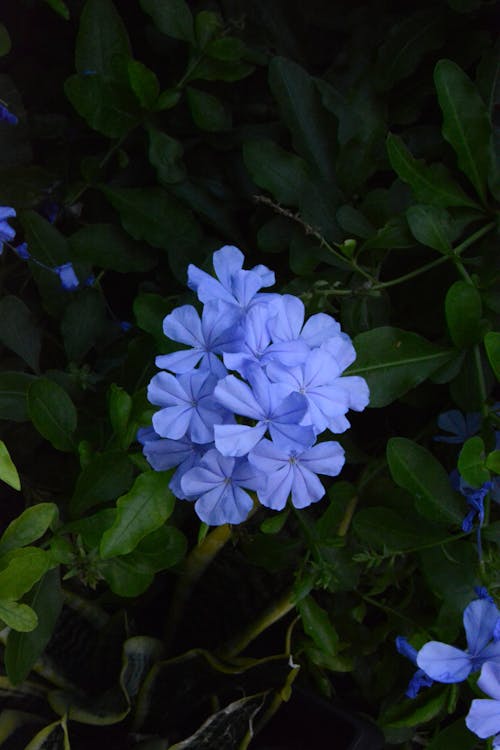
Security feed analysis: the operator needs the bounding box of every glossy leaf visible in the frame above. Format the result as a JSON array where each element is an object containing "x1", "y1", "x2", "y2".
[
  {"x1": 298, "y1": 595, "x2": 339, "y2": 656},
  {"x1": 243, "y1": 139, "x2": 308, "y2": 206},
  {"x1": 347, "y1": 327, "x2": 454, "y2": 407},
  {"x1": 98, "y1": 554, "x2": 154, "y2": 597},
  {"x1": 387, "y1": 437, "x2": 463, "y2": 524},
  {"x1": 128, "y1": 59, "x2": 159, "y2": 108},
  {"x1": 27, "y1": 378, "x2": 77, "y2": 452},
  {"x1": 186, "y1": 87, "x2": 231, "y2": 132},
  {"x1": 457, "y1": 436, "x2": 489, "y2": 487},
  {"x1": 100, "y1": 471, "x2": 174, "y2": 559},
  {"x1": 139, "y1": 0, "x2": 194, "y2": 44},
  {"x1": 406, "y1": 205, "x2": 457, "y2": 253},
  {"x1": 0, "y1": 440, "x2": 20, "y2": 491},
  {"x1": 484, "y1": 331, "x2": 500, "y2": 380},
  {"x1": 0, "y1": 547, "x2": 52, "y2": 600},
  {"x1": 65, "y1": 74, "x2": 139, "y2": 138},
  {"x1": 445, "y1": 280, "x2": 482, "y2": 348},
  {"x1": 434, "y1": 59, "x2": 491, "y2": 203},
  {"x1": 0, "y1": 295, "x2": 41, "y2": 372},
  {"x1": 0, "y1": 502, "x2": 58, "y2": 554},
  {"x1": 0, "y1": 600, "x2": 38, "y2": 633},
  {"x1": 386, "y1": 134, "x2": 479, "y2": 208},
  {"x1": 5, "y1": 568, "x2": 63, "y2": 684}
]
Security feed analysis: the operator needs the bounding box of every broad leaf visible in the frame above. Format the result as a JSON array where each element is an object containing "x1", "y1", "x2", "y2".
[
  {"x1": 69, "y1": 223, "x2": 157, "y2": 272},
  {"x1": 139, "y1": 0, "x2": 194, "y2": 43},
  {"x1": 61, "y1": 288, "x2": 107, "y2": 362},
  {"x1": 386, "y1": 134, "x2": 479, "y2": 208},
  {"x1": 20, "y1": 210, "x2": 70, "y2": 265},
  {"x1": 0, "y1": 600, "x2": 38, "y2": 633},
  {"x1": 0, "y1": 440, "x2": 20, "y2": 491},
  {"x1": 75, "y1": 0, "x2": 131, "y2": 81},
  {"x1": 243, "y1": 139, "x2": 308, "y2": 206},
  {"x1": 353, "y1": 507, "x2": 446, "y2": 552},
  {"x1": 484, "y1": 331, "x2": 500, "y2": 380},
  {"x1": 0, "y1": 371, "x2": 36, "y2": 422},
  {"x1": 128, "y1": 59, "x2": 159, "y2": 108},
  {"x1": 387, "y1": 438, "x2": 463, "y2": 525},
  {"x1": 406, "y1": 205, "x2": 458, "y2": 253},
  {"x1": 297, "y1": 595, "x2": 339, "y2": 656},
  {"x1": 0, "y1": 547, "x2": 52, "y2": 600},
  {"x1": 457, "y1": 436, "x2": 489, "y2": 487},
  {"x1": 100, "y1": 471, "x2": 174, "y2": 558},
  {"x1": 0, "y1": 502, "x2": 58, "y2": 554},
  {"x1": 0, "y1": 295, "x2": 41, "y2": 372},
  {"x1": 70, "y1": 451, "x2": 134, "y2": 516},
  {"x1": 445, "y1": 280, "x2": 482, "y2": 348},
  {"x1": 347, "y1": 327, "x2": 454, "y2": 407},
  {"x1": 434, "y1": 59, "x2": 491, "y2": 203},
  {"x1": 186, "y1": 87, "x2": 231, "y2": 132},
  {"x1": 65, "y1": 74, "x2": 139, "y2": 138},
  {"x1": 27, "y1": 378, "x2": 77, "y2": 452},
  {"x1": 43, "y1": 0, "x2": 70, "y2": 20},
  {"x1": 148, "y1": 127, "x2": 186, "y2": 185}
]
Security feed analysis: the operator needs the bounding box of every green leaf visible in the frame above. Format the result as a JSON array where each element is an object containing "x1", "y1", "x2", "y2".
[
  {"x1": 69, "y1": 223, "x2": 157, "y2": 272},
  {"x1": 75, "y1": 0, "x2": 131, "y2": 80},
  {"x1": 148, "y1": 126, "x2": 186, "y2": 185},
  {"x1": 298, "y1": 595, "x2": 339, "y2": 656},
  {"x1": 375, "y1": 10, "x2": 445, "y2": 91},
  {"x1": 185, "y1": 87, "x2": 231, "y2": 132},
  {"x1": 0, "y1": 600, "x2": 38, "y2": 632},
  {"x1": 406, "y1": 205, "x2": 458, "y2": 253},
  {"x1": 139, "y1": 0, "x2": 194, "y2": 44},
  {"x1": 206, "y1": 37, "x2": 246, "y2": 62},
  {"x1": 434, "y1": 59, "x2": 492, "y2": 203},
  {"x1": 101, "y1": 186, "x2": 202, "y2": 255},
  {"x1": 260, "y1": 510, "x2": 289, "y2": 534},
  {"x1": 65, "y1": 74, "x2": 139, "y2": 138},
  {"x1": 27, "y1": 378, "x2": 77, "y2": 452},
  {"x1": 22, "y1": 718, "x2": 70, "y2": 749},
  {"x1": 154, "y1": 88, "x2": 181, "y2": 112},
  {"x1": 484, "y1": 331, "x2": 500, "y2": 380},
  {"x1": 486, "y1": 450, "x2": 500, "y2": 474},
  {"x1": 387, "y1": 437, "x2": 463, "y2": 525},
  {"x1": 347, "y1": 327, "x2": 454, "y2": 407},
  {"x1": 0, "y1": 24, "x2": 12, "y2": 56},
  {"x1": 0, "y1": 371, "x2": 36, "y2": 422},
  {"x1": 268, "y1": 56, "x2": 336, "y2": 181},
  {"x1": 61, "y1": 288, "x2": 107, "y2": 362},
  {"x1": 0, "y1": 547, "x2": 51, "y2": 600},
  {"x1": 109, "y1": 384, "x2": 135, "y2": 450},
  {"x1": 133, "y1": 292, "x2": 171, "y2": 350},
  {"x1": 99, "y1": 554, "x2": 154, "y2": 597},
  {"x1": 5, "y1": 568, "x2": 63, "y2": 684},
  {"x1": 0, "y1": 295, "x2": 42, "y2": 372},
  {"x1": 353, "y1": 507, "x2": 448, "y2": 552},
  {"x1": 70, "y1": 451, "x2": 134, "y2": 516},
  {"x1": 445, "y1": 280, "x2": 483, "y2": 348},
  {"x1": 0, "y1": 502, "x2": 58, "y2": 554},
  {"x1": 386, "y1": 134, "x2": 479, "y2": 208},
  {"x1": 100, "y1": 471, "x2": 174, "y2": 559},
  {"x1": 20, "y1": 210, "x2": 69, "y2": 266},
  {"x1": 426, "y1": 718, "x2": 478, "y2": 750},
  {"x1": 458, "y1": 436, "x2": 489, "y2": 487},
  {"x1": 383, "y1": 685, "x2": 449, "y2": 729},
  {"x1": 0, "y1": 440, "x2": 20, "y2": 491},
  {"x1": 243, "y1": 139, "x2": 308, "y2": 206},
  {"x1": 128, "y1": 59, "x2": 160, "y2": 109},
  {"x1": 194, "y1": 10, "x2": 222, "y2": 49},
  {"x1": 336, "y1": 205, "x2": 375, "y2": 239},
  {"x1": 134, "y1": 525, "x2": 187, "y2": 572},
  {"x1": 43, "y1": 0, "x2": 70, "y2": 20}
]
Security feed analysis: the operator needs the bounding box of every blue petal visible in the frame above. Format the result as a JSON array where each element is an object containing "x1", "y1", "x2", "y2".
[
  {"x1": 163, "y1": 305, "x2": 203, "y2": 347},
  {"x1": 478, "y1": 662, "x2": 500, "y2": 701},
  {"x1": 466, "y1": 699, "x2": 500, "y2": 740},
  {"x1": 416, "y1": 642, "x2": 472, "y2": 682},
  {"x1": 464, "y1": 599, "x2": 500, "y2": 655},
  {"x1": 214, "y1": 423, "x2": 266, "y2": 457}
]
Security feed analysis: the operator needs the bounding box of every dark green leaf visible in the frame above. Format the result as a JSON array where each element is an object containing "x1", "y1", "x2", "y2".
[
  {"x1": 434, "y1": 59, "x2": 491, "y2": 203},
  {"x1": 0, "y1": 295, "x2": 41, "y2": 372},
  {"x1": 457, "y1": 436, "x2": 489, "y2": 487},
  {"x1": 484, "y1": 331, "x2": 500, "y2": 380},
  {"x1": 27, "y1": 378, "x2": 77, "y2": 452},
  {"x1": 109, "y1": 384, "x2": 133, "y2": 445},
  {"x1": 134, "y1": 525, "x2": 187, "y2": 572},
  {"x1": 260, "y1": 510, "x2": 289, "y2": 534},
  {"x1": 347, "y1": 327, "x2": 454, "y2": 407},
  {"x1": 298, "y1": 595, "x2": 339, "y2": 656},
  {"x1": 316, "y1": 78, "x2": 384, "y2": 148},
  {"x1": 206, "y1": 37, "x2": 246, "y2": 62},
  {"x1": 101, "y1": 186, "x2": 202, "y2": 255},
  {"x1": 148, "y1": 126, "x2": 186, "y2": 185},
  {"x1": 189, "y1": 57, "x2": 254, "y2": 83},
  {"x1": 5, "y1": 568, "x2": 63, "y2": 684},
  {"x1": 406, "y1": 205, "x2": 458, "y2": 253},
  {"x1": 375, "y1": 10, "x2": 445, "y2": 91},
  {"x1": 243, "y1": 139, "x2": 308, "y2": 205},
  {"x1": 0, "y1": 371, "x2": 36, "y2": 422},
  {"x1": 70, "y1": 451, "x2": 134, "y2": 516},
  {"x1": 194, "y1": 10, "x2": 221, "y2": 48},
  {"x1": 128, "y1": 59, "x2": 160, "y2": 109},
  {"x1": 0, "y1": 24, "x2": 12, "y2": 56},
  {"x1": 100, "y1": 471, "x2": 174, "y2": 559},
  {"x1": 154, "y1": 88, "x2": 182, "y2": 111},
  {"x1": 20, "y1": 210, "x2": 69, "y2": 266},
  {"x1": 170, "y1": 179, "x2": 242, "y2": 241},
  {"x1": 61, "y1": 288, "x2": 107, "y2": 362},
  {"x1": 185, "y1": 87, "x2": 231, "y2": 132},
  {"x1": 0, "y1": 502, "x2": 58, "y2": 554},
  {"x1": 353, "y1": 507, "x2": 446, "y2": 552},
  {"x1": 336, "y1": 205, "x2": 375, "y2": 239},
  {"x1": 486, "y1": 450, "x2": 500, "y2": 474},
  {"x1": 139, "y1": 0, "x2": 194, "y2": 44},
  {"x1": 65, "y1": 74, "x2": 139, "y2": 138},
  {"x1": 69, "y1": 223, "x2": 157, "y2": 272},
  {"x1": 361, "y1": 216, "x2": 414, "y2": 250},
  {"x1": 445, "y1": 280, "x2": 483, "y2": 348},
  {"x1": 386, "y1": 134, "x2": 479, "y2": 208},
  {"x1": 133, "y1": 293, "x2": 170, "y2": 350},
  {"x1": 43, "y1": 0, "x2": 70, "y2": 20},
  {"x1": 382, "y1": 685, "x2": 449, "y2": 729},
  {"x1": 99, "y1": 554, "x2": 154, "y2": 597},
  {"x1": 75, "y1": 0, "x2": 131, "y2": 80},
  {"x1": 268, "y1": 56, "x2": 336, "y2": 181},
  {"x1": 387, "y1": 437, "x2": 463, "y2": 524},
  {"x1": 426, "y1": 718, "x2": 478, "y2": 750},
  {"x1": 0, "y1": 440, "x2": 20, "y2": 491}
]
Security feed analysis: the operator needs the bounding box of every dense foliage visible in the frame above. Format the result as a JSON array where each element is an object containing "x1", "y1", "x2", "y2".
[{"x1": 0, "y1": 0, "x2": 498, "y2": 747}]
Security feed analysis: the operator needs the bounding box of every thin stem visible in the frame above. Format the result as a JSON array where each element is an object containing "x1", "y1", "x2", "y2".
[
  {"x1": 474, "y1": 344, "x2": 489, "y2": 418},
  {"x1": 337, "y1": 495, "x2": 358, "y2": 537}
]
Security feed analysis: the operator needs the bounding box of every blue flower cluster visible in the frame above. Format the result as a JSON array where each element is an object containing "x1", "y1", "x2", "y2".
[
  {"x1": 139, "y1": 245, "x2": 369, "y2": 526},
  {"x1": 398, "y1": 591, "x2": 500, "y2": 747}
]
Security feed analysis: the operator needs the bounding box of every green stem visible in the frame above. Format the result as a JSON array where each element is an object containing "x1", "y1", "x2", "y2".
[
  {"x1": 337, "y1": 495, "x2": 358, "y2": 537},
  {"x1": 474, "y1": 344, "x2": 489, "y2": 417}
]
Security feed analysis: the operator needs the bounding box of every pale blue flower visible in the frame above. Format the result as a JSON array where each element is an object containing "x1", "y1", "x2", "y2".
[
  {"x1": 248, "y1": 438, "x2": 344, "y2": 510},
  {"x1": 181, "y1": 449, "x2": 263, "y2": 525},
  {"x1": 466, "y1": 662, "x2": 500, "y2": 746},
  {"x1": 417, "y1": 598, "x2": 500, "y2": 683},
  {"x1": 395, "y1": 636, "x2": 434, "y2": 698}
]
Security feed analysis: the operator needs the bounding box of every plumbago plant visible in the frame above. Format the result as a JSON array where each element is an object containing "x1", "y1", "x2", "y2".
[{"x1": 0, "y1": 0, "x2": 499, "y2": 748}]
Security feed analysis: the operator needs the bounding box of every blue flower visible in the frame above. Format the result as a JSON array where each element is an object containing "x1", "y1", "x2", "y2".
[
  {"x1": 14, "y1": 242, "x2": 29, "y2": 260},
  {"x1": 54, "y1": 262, "x2": 79, "y2": 291},
  {"x1": 0, "y1": 104, "x2": 18, "y2": 125},
  {"x1": 148, "y1": 369, "x2": 231, "y2": 444},
  {"x1": 434, "y1": 410, "x2": 481, "y2": 444},
  {"x1": 466, "y1": 662, "x2": 500, "y2": 747},
  {"x1": 395, "y1": 636, "x2": 434, "y2": 698},
  {"x1": 181, "y1": 449, "x2": 264, "y2": 525},
  {"x1": 417, "y1": 598, "x2": 500, "y2": 683},
  {"x1": 248, "y1": 438, "x2": 345, "y2": 510},
  {"x1": 0, "y1": 206, "x2": 16, "y2": 253}
]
